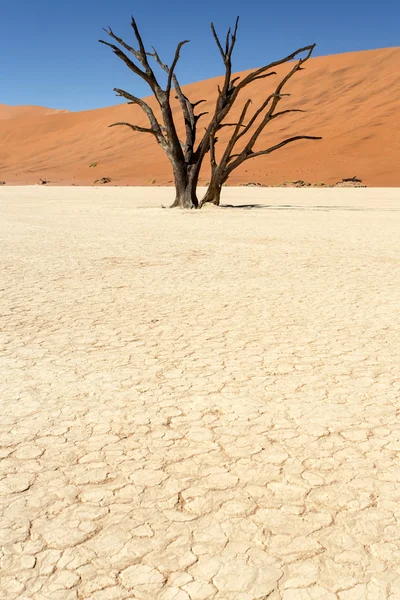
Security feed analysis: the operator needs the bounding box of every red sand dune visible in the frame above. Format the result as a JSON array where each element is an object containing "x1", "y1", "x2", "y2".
[
  {"x1": 0, "y1": 47, "x2": 399, "y2": 186},
  {"x1": 0, "y1": 104, "x2": 69, "y2": 120}
]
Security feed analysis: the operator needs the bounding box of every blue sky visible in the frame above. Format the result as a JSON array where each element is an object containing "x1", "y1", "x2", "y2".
[{"x1": 2, "y1": 0, "x2": 398, "y2": 111}]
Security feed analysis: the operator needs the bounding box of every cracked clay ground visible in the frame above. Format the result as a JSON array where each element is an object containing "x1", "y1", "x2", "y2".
[{"x1": 1, "y1": 186, "x2": 400, "y2": 600}]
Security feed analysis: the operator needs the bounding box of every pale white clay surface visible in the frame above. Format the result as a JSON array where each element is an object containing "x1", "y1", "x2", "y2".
[{"x1": 1, "y1": 186, "x2": 400, "y2": 599}]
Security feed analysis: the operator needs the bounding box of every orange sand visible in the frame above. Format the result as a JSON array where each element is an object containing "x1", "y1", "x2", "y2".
[{"x1": 1, "y1": 47, "x2": 399, "y2": 186}]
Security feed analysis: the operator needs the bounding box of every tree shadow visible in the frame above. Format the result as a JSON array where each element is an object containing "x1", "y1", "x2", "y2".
[
  {"x1": 220, "y1": 203, "x2": 267, "y2": 209},
  {"x1": 220, "y1": 204, "x2": 400, "y2": 212}
]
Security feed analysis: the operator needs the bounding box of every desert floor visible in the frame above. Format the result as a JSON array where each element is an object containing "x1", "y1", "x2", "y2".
[{"x1": 1, "y1": 186, "x2": 400, "y2": 600}]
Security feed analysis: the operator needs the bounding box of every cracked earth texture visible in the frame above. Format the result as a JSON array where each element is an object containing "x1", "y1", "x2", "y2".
[{"x1": 1, "y1": 186, "x2": 400, "y2": 600}]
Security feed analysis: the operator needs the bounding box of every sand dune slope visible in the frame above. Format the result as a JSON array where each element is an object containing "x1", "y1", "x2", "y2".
[
  {"x1": 0, "y1": 104, "x2": 69, "y2": 120},
  {"x1": 0, "y1": 47, "x2": 399, "y2": 186}
]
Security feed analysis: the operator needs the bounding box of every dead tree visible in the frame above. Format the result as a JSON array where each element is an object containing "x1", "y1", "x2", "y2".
[
  {"x1": 100, "y1": 17, "x2": 320, "y2": 209},
  {"x1": 201, "y1": 44, "x2": 322, "y2": 206}
]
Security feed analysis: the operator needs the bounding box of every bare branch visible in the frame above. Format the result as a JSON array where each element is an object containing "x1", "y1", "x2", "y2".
[
  {"x1": 227, "y1": 93, "x2": 289, "y2": 147},
  {"x1": 218, "y1": 17, "x2": 239, "y2": 95},
  {"x1": 194, "y1": 111, "x2": 209, "y2": 123},
  {"x1": 270, "y1": 109, "x2": 306, "y2": 119},
  {"x1": 232, "y1": 18, "x2": 240, "y2": 37},
  {"x1": 227, "y1": 17, "x2": 239, "y2": 59},
  {"x1": 227, "y1": 135, "x2": 321, "y2": 164},
  {"x1": 229, "y1": 100, "x2": 252, "y2": 138},
  {"x1": 108, "y1": 122, "x2": 157, "y2": 135},
  {"x1": 210, "y1": 22, "x2": 226, "y2": 61},
  {"x1": 228, "y1": 93, "x2": 291, "y2": 147},
  {"x1": 113, "y1": 88, "x2": 165, "y2": 141},
  {"x1": 172, "y1": 84, "x2": 195, "y2": 160},
  {"x1": 147, "y1": 43, "x2": 207, "y2": 161},
  {"x1": 234, "y1": 94, "x2": 276, "y2": 142},
  {"x1": 102, "y1": 19, "x2": 187, "y2": 165},
  {"x1": 251, "y1": 71, "x2": 277, "y2": 83},
  {"x1": 147, "y1": 46, "x2": 187, "y2": 102},
  {"x1": 147, "y1": 46, "x2": 168, "y2": 72},
  {"x1": 244, "y1": 135, "x2": 322, "y2": 160},
  {"x1": 235, "y1": 44, "x2": 315, "y2": 93},
  {"x1": 192, "y1": 99, "x2": 207, "y2": 107},
  {"x1": 100, "y1": 23, "x2": 162, "y2": 92},
  {"x1": 159, "y1": 126, "x2": 185, "y2": 149},
  {"x1": 210, "y1": 130, "x2": 217, "y2": 169},
  {"x1": 103, "y1": 27, "x2": 141, "y2": 62},
  {"x1": 171, "y1": 74, "x2": 203, "y2": 162},
  {"x1": 147, "y1": 41, "x2": 190, "y2": 109},
  {"x1": 232, "y1": 53, "x2": 315, "y2": 161},
  {"x1": 218, "y1": 123, "x2": 247, "y2": 129},
  {"x1": 99, "y1": 39, "x2": 149, "y2": 82},
  {"x1": 194, "y1": 38, "x2": 316, "y2": 167},
  {"x1": 224, "y1": 27, "x2": 231, "y2": 57},
  {"x1": 218, "y1": 99, "x2": 252, "y2": 166},
  {"x1": 130, "y1": 16, "x2": 152, "y2": 74},
  {"x1": 167, "y1": 40, "x2": 190, "y2": 94}
]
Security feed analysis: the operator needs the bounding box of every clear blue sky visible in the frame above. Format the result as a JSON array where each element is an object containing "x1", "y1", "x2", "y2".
[{"x1": 2, "y1": 0, "x2": 398, "y2": 111}]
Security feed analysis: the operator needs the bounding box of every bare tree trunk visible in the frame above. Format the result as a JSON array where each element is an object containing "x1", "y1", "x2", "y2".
[
  {"x1": 200, "y1": 172, "x2": 224, "y2": 206},
  {"x1": 200, "y1": 184, "x2": 222, "y2": 206},
  {"x1": 170, "y1": 166, "x2": 199, "y2": 209}
]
